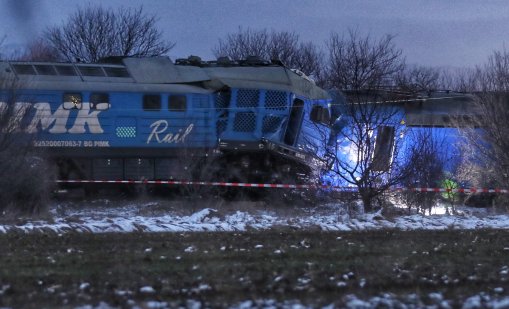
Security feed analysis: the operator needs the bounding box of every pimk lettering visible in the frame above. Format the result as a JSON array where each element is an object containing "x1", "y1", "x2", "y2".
[
  {"x1": 0, "y1": 102, "x2": 105, "y2": 134},
  {"x1": 0, "y1": 102, "x2": 194, "y2": 144}
]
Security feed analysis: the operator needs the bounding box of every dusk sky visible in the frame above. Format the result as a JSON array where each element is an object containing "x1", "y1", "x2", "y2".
[{"x1": 1, "y1": 0, "x2": 509, "y2": 68}]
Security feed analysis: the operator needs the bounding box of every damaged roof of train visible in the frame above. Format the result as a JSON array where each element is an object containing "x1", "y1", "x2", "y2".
[{"x1": 0, "y1": 56, "x2": 330, "y2": 100}]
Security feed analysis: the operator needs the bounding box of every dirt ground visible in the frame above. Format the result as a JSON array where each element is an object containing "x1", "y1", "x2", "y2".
[{"x1": 1, "y1": 229, "x2": 509, "y2": 308}]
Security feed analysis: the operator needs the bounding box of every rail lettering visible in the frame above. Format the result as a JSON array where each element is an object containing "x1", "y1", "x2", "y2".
[{"x1": 147, "y1": 120, "x2": 194, "y2": 144}]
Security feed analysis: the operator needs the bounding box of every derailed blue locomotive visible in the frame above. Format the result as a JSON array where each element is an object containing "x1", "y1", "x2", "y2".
[{"x1": 0, "y1": 56, "x2": 334, "y2": 185}]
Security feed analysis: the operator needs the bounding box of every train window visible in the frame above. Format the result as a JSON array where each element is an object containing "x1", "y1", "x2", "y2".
[
  {"x1": 34, "y1": 65, "x2": 57, "y2": 75},
  {"x1": 12, "y1": 64, "x2": 36, "y2": 75},
  {"x1": 104, "y1": 67, "x2": 130, "y2": 77},
  {"x1": 55, "y1": 65, "x2": 77, "y2": 76},
  {"x1": 78, "y1": 66, "x2": 105, "y2": 77},
  {"x1": 310, "y1": 105, "x2": 322, "y2": 123},
  {"x1": 169, "y1": 95, "x2": 187, "y2": 111},
  {"x1": 90, "y1": 93, "x2": 110, "y2": 110},
  {"x1": 320, "y1": 108, "x2": 331, "y2": 124},
  {"x1": 372, "y1": 126, "x2": 395, "y2": 171},
  {"x1": 63, "y1": 93, "x2": 82, "y2": 110},
  {"x1": 143, "y1": 95, "x2": 161, "y2": 111},
  {"x1": 310, "y1": 105, "x2": 331, "y2": 125}
]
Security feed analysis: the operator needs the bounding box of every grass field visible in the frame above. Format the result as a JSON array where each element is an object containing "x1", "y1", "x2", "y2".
[{"x1": 1, "y1": 229, "x2": 509, "y2": 308}]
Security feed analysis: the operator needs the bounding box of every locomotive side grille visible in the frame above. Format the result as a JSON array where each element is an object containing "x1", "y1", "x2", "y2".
[
  {"x1": 265, "y1": 90, "x2": 287, "y2": 110},
  {"x1": 262, "y1": 116, "x2": 283, "y2": 133},
  {"x1": 116, "y1": 127, "x2": 137, "y2": 138},
  {"x1": 234, "y1": 112, "x2": 256, "y2": 132},
  {"x1": 115, "y1": 117, "x2": 137, "y2": 138},
  {"x1": 237, "y1": 89, "x2": 260, "y2": 107}
]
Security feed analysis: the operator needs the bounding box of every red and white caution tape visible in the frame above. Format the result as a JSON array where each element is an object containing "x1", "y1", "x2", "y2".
[
  {"x1": 394, "y1": 187, "x2": 509, "y2": 194},
  {"x1": 55, "y1": 179, "x2": 509, "y2": 194},
  {"x1": 56, "y1": 179, "x2": 312, "y2": 189}
]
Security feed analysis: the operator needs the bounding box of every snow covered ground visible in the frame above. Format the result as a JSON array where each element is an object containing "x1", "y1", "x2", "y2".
[
  {"x1": 2, "y1": 199, "x2": 509, "y2": 309},
  {"x1": 1, "y1": 198, "x2": 508, "y2": 234},
  {"x1": 73, "y1": 293, "x2": 509, "y2": 309}
]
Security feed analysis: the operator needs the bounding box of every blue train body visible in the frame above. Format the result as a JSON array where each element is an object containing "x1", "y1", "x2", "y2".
[
  {"x1": 0, "y1": 56, "x2": 474, "y2": 189},
  {"x1": 0, "y1": 57, "x2": 333, "y2": 184}
]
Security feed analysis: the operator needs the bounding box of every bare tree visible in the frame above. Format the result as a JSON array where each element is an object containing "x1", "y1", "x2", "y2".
[
  {"x1": 459, "y1": 93, "x2": 509, "y2": 183},
  {"x1": 437, "y1": 50, "x2": 509, "y2": 93},
  {"x1": 0, "y1": 35, "x2": 6, "y2": 60},
  {"x1": 213, "y1": 27, "x2": 323, "y2": 78},
  {"x1": 326, "y1": 92, "x2": 409, "y2": 212},
  {"x1": 0, "y1": 35, "x2": 31, "y2": 61},
  {"x1": 438, "y1": 67, "x2": 479, "y2": 92},
  {"x1": 461, "y1": 50, "x2": 509, "y2": 181},
  {"x1": 324, "y1": 29, "x2": 405, "y2": 90},
  {"x1": 400, "y1": 128, "x2": 449, "y2": 214},
  {"x1": 44, "y1": 5, "x2": 175, "y2": 62},
  {"x1": 214, "y1": 28, "x2": 269, "y2": 61},
  {"x1": 478, "y1": 49, "x2": 509, "y2": 91},
  {"x1": 322, "y1": 30, "x2": 407, "y2": 212},
  {"x1": 0, "y1": 75, "x2": 54, "y2": 216},
  {"x1": 396, "y1": 65, "x2": 441, "y2": 93},
  {"x1": 449, "y1": 50, "x2": 509, "y2": 208},
  {"x1": 17, "y1": 38, "x2": 61, "y2": 61}
]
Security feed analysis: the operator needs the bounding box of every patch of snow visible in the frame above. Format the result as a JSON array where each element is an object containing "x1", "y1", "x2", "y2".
[
  {"x1": 144, "y1": 301, "x2": 169, "y2": 309},
  {"x1": 186, "y1": 299, "x2": 202, "y2": 309},
  {"x1": 274, "y1": 275, "x2": 284, "y2": 282},
  {"x1": 70, "y1": 293, "x2": 509, "y2": 309},
  {"x1": 493, "y1": 298, "x2": 509, "y2": 309},
  {"x1": 336, "y1": 281, "x2": 347, "y2": 287},
  {"x1": 139, "y1": 286, "x2": 156, "y2": 294},
  {"x1": 462, "y1": 295, "x2": 482, "y2": 309},
  {"x1": 359, "y1": 278, "x2": 366, "y2": 288},
  {"x1": 494, "y1": 287, "x2": 504, "y2": 294},
  {"x1": 0, "y1": 284, "x2": 11, "y2": 295},
  {"x1": 184, "y1": 246, "x2": 196, "y2": 253},
  {"x1": 79, "y1": 282, "x2": 90, "y2": 290},
  {"x1": 114, "y1": 289, "x2": 132, "y2": 296},
  {"x1": 191, "y1": 283, "x2": 211, "y2": 293},
  {"x1": 74, "y1": 302, "x2": 114, "y2": 309},
  {"x1": 2, "y1": 200, "x2": 509, "y2": 234}
]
